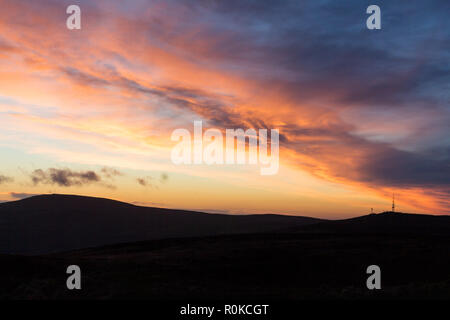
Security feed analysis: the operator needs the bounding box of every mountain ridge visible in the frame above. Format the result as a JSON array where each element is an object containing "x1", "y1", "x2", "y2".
[
  {"x1": 1, "y1": 194, "x2": 449, "y2": 255},
  {"x1": 0, "y1": 194, "x2": 322, "y2": 255}
]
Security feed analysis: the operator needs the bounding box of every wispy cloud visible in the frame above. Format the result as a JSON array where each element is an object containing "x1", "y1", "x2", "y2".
[
  {"x1": 137, "y1": 173, "x2": 169, "y2": 188},
  {"x1": 9, "y1": 192, "x2": 39, "y2": 200},
  {"x1": 101, "y1": 167, "x2": 123, "y2": 179},
  {"x1": 0, "y1": 174, "x2": 13, "y2": 185}
]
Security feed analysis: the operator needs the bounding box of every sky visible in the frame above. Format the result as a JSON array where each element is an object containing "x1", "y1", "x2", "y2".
[{"x1": 0, "y1": 0, "x2": 448, "y2": 218}]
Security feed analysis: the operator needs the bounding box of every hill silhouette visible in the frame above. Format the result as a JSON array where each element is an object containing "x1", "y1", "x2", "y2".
[
  {"x1": 289, "y1": 211, "x2": 450, "y2": 235},
  {"x1": 0, "y1": 194, "x2": 321, "y2": 255},
  {"x1": 1, "y1": 194, "x2": 449, "y2": 255},
  {"x1": 1, "y1": 194, "x2": 450, "y2": 299}
]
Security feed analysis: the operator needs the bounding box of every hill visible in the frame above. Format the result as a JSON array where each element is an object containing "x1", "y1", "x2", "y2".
[
  {"x1": 0, "y1": 194, "x2": 321, "y2": 255},
  {"x1": 290, "y1": 211, "x2": 450, "y2": 235},
  {"x1": 1, "y1": 194, "x2": 450, "y2": 299}
]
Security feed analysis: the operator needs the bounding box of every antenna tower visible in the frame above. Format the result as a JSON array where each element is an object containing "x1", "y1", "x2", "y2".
[{"x1": 392, "y1": 193, "x2": 395, "y2": 212}]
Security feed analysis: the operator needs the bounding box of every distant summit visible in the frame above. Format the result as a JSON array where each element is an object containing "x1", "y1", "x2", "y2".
[{"x1": 292, "y1": 211, "x2": 450, "y2": 235}]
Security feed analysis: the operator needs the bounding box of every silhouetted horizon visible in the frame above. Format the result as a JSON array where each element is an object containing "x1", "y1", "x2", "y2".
[{"x1": 1, "y1": 193, "x2": 449, "y2": 256}]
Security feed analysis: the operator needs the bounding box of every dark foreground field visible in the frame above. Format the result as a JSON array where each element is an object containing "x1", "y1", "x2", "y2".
[{"x1": 2, "y1": 233, "x2": 450, "y2": 300}]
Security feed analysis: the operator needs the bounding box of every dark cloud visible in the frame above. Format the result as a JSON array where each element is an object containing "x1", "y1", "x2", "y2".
[
  {"x1": 120, "y1": 77, "x2": 240, "y2": 129},
  {"x1": 31, "y1": 168, "x2": 100, "y2": 187},
  {"x1": 160, "y1": 173, "x2": 169, "y2": 183},
  {"x1": 61, "y1": 67, "x2": 110, "y2": 87},
  {"x1": 0, "y1": 174, "x2": 13, "y2": 185},
  {"x1": 164, "y1": 0, "x2": 449, "y2": 114},
  {"x1": 278, "y1": 121, "x2": 450, "y2": 195},
  {"x1": 358, "y1": 147, "x2": 450, "y2": 187},
  {"x1": 60, "y1": 66, "x2": 242, "y2": 130},
  {"x1": 137, "y1": 177, "x2": 153, "y2": 188},
  {"x1": 137, "y1": 178, "x2": 146, "y2": 186},
  {"x1": 28, "y1": 167, "x2": 124, "y2": 188}
]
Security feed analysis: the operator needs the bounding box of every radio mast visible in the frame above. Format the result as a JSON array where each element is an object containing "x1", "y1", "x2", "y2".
[{"x1": 392, "y1": 193, "x2": 395, "y2": 212}]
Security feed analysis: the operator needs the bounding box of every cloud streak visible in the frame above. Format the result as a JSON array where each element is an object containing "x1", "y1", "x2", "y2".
[
  {"x1": 137, "y1": 173, "x2": 168, "y2": 188},
  {"x1": 0, "y1": 174, "x2": 13, "y2": 185},
  {"x1": 9, "y1": 192, "x2": 39, "y2": 200}
]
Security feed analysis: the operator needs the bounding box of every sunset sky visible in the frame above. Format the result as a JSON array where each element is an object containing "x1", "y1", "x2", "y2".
[{"x1": 0, "y1": 0, "x2": 448, "y2": 218}]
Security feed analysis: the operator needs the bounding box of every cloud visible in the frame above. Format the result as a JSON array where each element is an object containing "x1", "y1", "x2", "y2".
[
  {"x1": 9, "y1": 192, "x2": 39, "y2": 200},
  {"x1": 160, "y1": 173, "x2": 169, "y2": 183},
  {"x1": 132, "y1": 201, "x2": 166, "y2": 207},
  {"x1": 137, "y1": 177, "x2": 150, "y2": 187},
  {"x1": 358, "y1": 147, "x2": 450, "y2": 188},
  {"x1": 61, "y1": 67, "x2": 110, "y2": 87},
  {"x1": 30, "y1": 168, "x2": 101, "y2": 187},
  {"x1": 101, "y1": 167, "x2": 123, "y2": 179},
  {"x1": 137, "y1": 176, "x2": 156, "y2": 189},
  {"x1": 26, "y1": 167, "x2": 124, "y2": 188},
  {"x1": 137, "y1": 173, "x2": 168, "y2": 188},
  {"x1": 0, "y1": 174, "x2": 13, "y2": 185}
]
